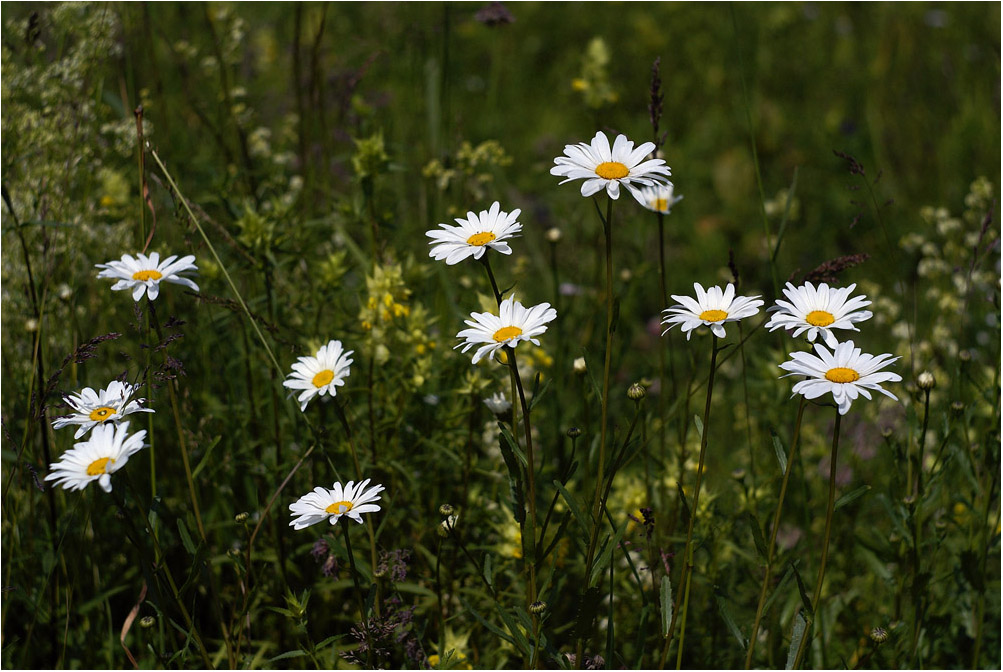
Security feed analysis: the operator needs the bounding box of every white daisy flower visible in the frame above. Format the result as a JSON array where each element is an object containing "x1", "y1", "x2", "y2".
[
  {"x1": 283, "y1": 339, "x2": 354, "y2": 412},
  {"x1": 779, "y1": 341, "x2": 902, "y2": 415},
  {"x1": 766, "y1": 282, "x2": 873, "y2": 348},
  {"x1": 483, "y1": 392, "x2": 512, "y2": 415},
  {"x1": 51, "y1": 380, "x2": 154, "y2": 439},
  {"x1": 44, "y1": 421, "x2": 147, "y2": 493},
  {"x1": 96, "y1": 252, "x2": 199, "y2": 302},
  {"x1": 426, "y1": 201, "x2": 522, "y2": 265},
  {"x1": 288, "y1": 478, "x2": 385, "y2": 529},
  {"x1": 639, "y1": 182, "x2": 683, "y2": 214},
  {"x1": 661, "y1": 283, "x2": 764, "y2": 340},
  {"x1": 551, "y1": 131, "x2": 671, "y2": 205},
  {"x1": 456, "y1": 296, "x2": 557, "y2": 365}
]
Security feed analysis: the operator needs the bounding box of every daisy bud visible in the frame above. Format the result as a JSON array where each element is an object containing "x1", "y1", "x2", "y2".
[
  {"x1": 529, "y1": 600, "x2": 547, "y2": 615},
  {"x1": 731, "y1": 468, "x2": 746, "y2": 481},
  {"x1": 567, "y1": 427, "x2": 582, "y2": 439},
  {"x1": 950, "y1": 401, "x2": 965, "y2": 416},
  {"x1": 881, "y1": 427, "x2": 894, "y2": 439},
  {"x1": 620, "y1": 268, "x2": 633, "y2": 283},
  {"x1": 959, "y1": 349, "x2": 972, "y2": 362},
  {"x1": 139, "y1": 616, "x2": 156, "y2": 629},
  {"x1": 546, "y1": 227, "x2": 562, "y2": 243},
  {"x1": 573, "y1": 357, "x2": 587, "y2": 374},
  {"x1": 437, "y1": 522, "x2": 450, "y2": 538},
  {"x1": 917, "y1": 371, "x2": 936, "y2": 391},
  {"x1": 627, "y1": 382, "x2": 646, "y2": 401},
  {"x1": 439, "y1": 503, "x2": 455, "y2": 517},
  {"x1": 869, "y1": 626, "x2": 888, "y2": 644},
  {"x1": 234, "y1": 511, "x2": 249, "y2": 524}
]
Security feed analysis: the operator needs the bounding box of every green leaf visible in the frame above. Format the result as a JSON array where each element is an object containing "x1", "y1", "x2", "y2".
[
  {"x1": 745, "y1": 512, "x2": 769, "y2": 563},
  {"x1": 714, "y1": 587, "x2": 748, "y2": 651},
  {"x1": 459, "y1": 598, "x2": 520, "y2": 650},
  {"x1": 834, "y1": 484, "x2": 871, "y2": 510},
  {"x1": 676, "y1": 482, "x2": 691, "y2": 528},
  {"x1": 528, "y1": 377, "x2": 552, "y2": 412},
  {"x1": 785, "y1": 610, "x2": 808, "y2": 669},
  {"x1": 789, "y1": 561, "x2": 814, "y2": 617},
  {"x1": 177, "y1": 518, "x2": 197, "y2": 556},
  {"x1": 590, "y1": 517, "x2": 629, "y2": 586},
  {"x1": 498, "y1": 423, "x2": 526, "y2": 524},
  {"x1": 191, "y1": 435, "x2": 222, "y2": 479},
  {"x1": 772, "y1": 430, "x2": 788, "y2": 474},
  {"x1": 553, "y1": 480, "x2": 590, "y2": 536},
  {"x1": 660, "y1": 576, "x2": 673, "y2": 637},
  {"x1": 268, "y1": 649, "x2": 306, "y2": 663},
  {"x1": 483, "y1": 552, "x2": 494, "y2": 591},
  {"x1": 763, "y1": 564, "x2": 795, "y2": 616},
  {"x1": 693, "y1": 414, "x2": 704, "y2": 439}
]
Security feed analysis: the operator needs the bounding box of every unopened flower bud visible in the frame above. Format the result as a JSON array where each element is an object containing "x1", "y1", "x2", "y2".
[
  {"x1": 619, "y1": 268, "x2": 633, "y2": 282},
  {"x1": 731, "y1": 468, "x2": 746, "y2": 480},
  {"x1": 881, "y1": 427, "x2": 894, "y2": 439},
  {"x1": 627, "y1": 382, "x2": 646, "y2": 401},
  {"x1": 573, "y1": 357, "x2": 587, "y2": 374},
  {"x1": 234, "y1": 512, "x2": 249, "y2": 524},
  {"x1": 546, "y1": 227, "x2": 562, "y2": 243},
  {"x1": 439, "y1": 503, "x2": 455, "y2": 517},
  {"x1": 529, "y1": 600, "x2": 547, "y2": 615},
  {"x1": 917, "y1": 371, "x2": 936, "y2": 391},
  {"x1": 869, "y1": 626, "x2": 888, "y2": 644},
  {"x1": 139, "y1": 616, "x2": 156, "y2": 629},
  {"x1": 959, "y1": 350, "x2": 972, "y2": 363},
  {"x1": 950, "y1": 400, "x2": 965, "y2": 416},
  {"x1": 567, "y1": 427, "x2": 582, "y2": 439}
]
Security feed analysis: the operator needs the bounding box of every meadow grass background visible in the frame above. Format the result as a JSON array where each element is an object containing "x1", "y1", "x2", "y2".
[{"x1": 1, "y1": 2, "x2": 1000, "y2": 669}]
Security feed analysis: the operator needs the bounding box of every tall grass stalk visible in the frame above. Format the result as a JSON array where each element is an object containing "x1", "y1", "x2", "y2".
[
  {"x1": 745, "y1": 396, "x2": 807, "y2": 668},
  {"x1": 792, "y1": 410, "x2": 843, "y2": 669}
]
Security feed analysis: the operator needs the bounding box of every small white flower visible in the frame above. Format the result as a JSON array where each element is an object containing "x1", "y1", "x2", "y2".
[
  {"x1": 779, "y1": 341, "x2": 902, "y2": 415},
  {"x1": 638, "y1": 183, "x2": 683, "y2": 214},
  {"x1": 283, "y1": 340, "x2": 354, "y2": 412},
  {"x1": 426, "y1": 201, "x2": 522, "y2": 265},
  {"x1": 289, "y1": 478, "x2": 385, "y2": 529},
  {"x1": 483, "y1": 392, "x2": 511, "y2": 415},
  {"x1": 44, "y1": 421, "x2": 147, "y2": 493},
  {"x1": 661, "y1": 283, "x2": 764, "y2": 340},
  {"x1": 551, "y1": 131, "x2": 671, "y2": 205},
  {"x1": 766, "y1": 282, "x2": 873, "y2": 348},
  {"x1": 51, "y1": 380, "x2": 154, "y2": 439},
  {"x1": 456, "y1": 296, "x2": 557, "y2": 365},
  {"x1": 96, "y1": 252, "x2": 199, "y2": 302}
]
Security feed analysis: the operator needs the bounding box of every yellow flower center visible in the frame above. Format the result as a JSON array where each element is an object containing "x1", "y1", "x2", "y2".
[
  {"x1": 132, "y1": 270, "x2": 163, "y2": 282},
  {"x1": 652, "y1": 197, "x2": 669, "y2": 211},
  {"x1": 806, "y1": 310, "x2": 836, "y2": 327},
  {"x1": 466, "y1": 231, "x2": 496, "y2": 246},
  {"x1": 595, "y1": 161, "x2": 629, "y2": 180},
  {"x1": 88, "y1": 406, "x2": 117, "y2": 422},
  {"x1": 493, "y1": 326, "x2": 523, "y2": 342},
  {"x1": 699, "y1": 309, "x2": 728, "y2": 323},
  {"x1": 325, "y1": 500, "x2": 354, "y2": 514},
  {"x1": 825, "y1": 367, "x2": 860, "y2": 384},
  {"x1": 312, "y1": 369, "x2": 335, "y2": 387},
  {"x1": 86, "y1": 457, "x2": 114, "y2": 476}
]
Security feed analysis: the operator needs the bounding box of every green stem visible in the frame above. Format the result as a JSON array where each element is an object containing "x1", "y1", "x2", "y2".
[
  {"x1": 745, "y1": 397, "x2": 807, "y2": 668},
  {"x1": 793, "y1": 410, "x2": 843, "y2": 669},
  {"x1": 342, "y1": 519, "x2": 376, "y2": 669},
  {"x1": 673, "y1": 338, "x2": 719, "y2": 669},
  {"x1": 506, "y1": 346, "x2": 539, "y2": 667}
]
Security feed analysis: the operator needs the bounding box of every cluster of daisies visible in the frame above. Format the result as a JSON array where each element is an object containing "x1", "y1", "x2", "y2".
[
  {"x1": 46, "y1": 252, "x2": 198, "y2": 492},
  {"x1": 661, "y1": 279, "x2": 901, "y2": 415}
]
